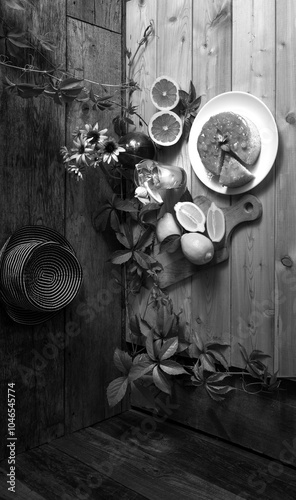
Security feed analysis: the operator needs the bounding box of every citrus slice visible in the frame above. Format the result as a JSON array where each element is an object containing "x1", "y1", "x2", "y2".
[
  {"x1": 174, "y1": 201, "x2": 206, "y2": 232},
  {"x1": 181, "y1": 233, "x2": 214, "y2": 265},
  {"x1": 150, "y1": 75, "x2": 179, "y2": 111},
  {"x1": 148, "y1": 111, "x2": 183, "y2": 147},
  {"x1": 206, "y1": 202, "x2": 226, "y2": 242}
]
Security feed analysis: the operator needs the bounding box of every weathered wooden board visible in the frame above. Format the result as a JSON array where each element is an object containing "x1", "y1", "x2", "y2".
[
  {"x1": 275, "y1": 0, "x2": 296, "y2": 376},
  {"x1": 156, "y1": 194, "x2": 262, "y2": 289},
  {"x1": 53, "y1": 425, "x2": 242, "y2": 500},
  {"x1": 231, "y1": 0, "x2": 276, "y2": 369},
  {"x1": 67, "y1": 0, "x2": 122, "y2": 32},
  {"x1": 0, "y1": 0, "x2": 66, "y2": 461},
  {"x1": 65, "y1": 17, "x2": 124, "y2": 433}
]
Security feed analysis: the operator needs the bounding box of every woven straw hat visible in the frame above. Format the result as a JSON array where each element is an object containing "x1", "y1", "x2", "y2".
[{"x1": 0, "y1": 226, "x2": 83, "y2": 325}]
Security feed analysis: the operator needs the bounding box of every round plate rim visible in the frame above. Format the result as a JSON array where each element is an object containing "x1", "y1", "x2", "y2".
[{"x1": 188, "y1": 91, "x2": 278, "y2": 195}]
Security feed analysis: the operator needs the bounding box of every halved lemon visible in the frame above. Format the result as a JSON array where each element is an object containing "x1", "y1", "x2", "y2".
[
  {"x1": 148, "y1": 111, "x2": 183, "y2": 147},
  {"x1": 206, "y1": 202, "x2": 226, "y2": 242},
  {"x1": 174, "y1": 201, "x2": 206, "y2": 232},
  {"x1": 150, "y1": 75, "x2": 179, "y2": 111}
]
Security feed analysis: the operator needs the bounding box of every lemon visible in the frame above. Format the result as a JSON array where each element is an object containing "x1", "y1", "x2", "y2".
[
  {"x1": 206, "y1": 202, "x2": 226, "y2": 242},
  {"x1": 156, "y1": 213, "x2": 181, "y2": 242},
  {"x1": 174, "y1": 201, "x2": 206, "y2": 232},
  {"x1": 181, "y1": 233, "x2": 214, "y2": 265}
]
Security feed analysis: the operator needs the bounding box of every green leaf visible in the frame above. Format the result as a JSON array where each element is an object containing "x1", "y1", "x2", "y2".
[
  {"x1": 16, "y1": 83, "x2": 45, "y2": 98},
  {"x1": 106, "y1": 376, "x2": 129, "y2": 407},
  {"x1": 135, "y1": 227, "x2": 154, "y2": 251},
  {"x1": 205, "y1": 384, "x2": 234, "y2": 401},
  {"x1": 160, "y1": 360, "x2": 187, "y2": 376},
  {"x1": 207, "y1": 349, "x2": 229, "y2": 370},
  {"x1": 134, "y1": 250, "x2": 158, "y2": 270},
  {"x1": 152, "y1": 365, "x2": 172, "y2": 395},
  {"x1": 59, "y1": 78, "x2": 84, "y2": 90},
  {"x1": 192, "y1": 330, "x2": 204, "y2": 351},
  {"x1": 7, "y1": 30, "x2": 31, "y2": 48},
  {"x1": 199, "y1": 353, "x2": 216, "y2": 372},
  {"x1": 238, "y1": 343, "x2": 249, "y2": 364},
  {"x1": 145, "y1": 331, "x2": 156, "y2": 361},
  {"x1": 159, "y1": 234, "x2": 181, "y2": 254},
  {"x1": 249, "y1": 350, "x2": 271, "y2": 361},
  {"x1": 110, "y1": 249, "x2": 133, "y2": 265},
  {"x1": 159, "y1": 337, "x2": 178, "y2": 361},
  {"x1": 206, "y1": 372, "x2": 231, "y2": 384},
  {"x1": 128, "y1": 360, "x2": 154, "y2": 382},
  {"x1": 113, "y1": 348, "x2": 132, "y2": 375},
  {"x1": 131, "y1": 381, "x2": 158, "y2": 409}
]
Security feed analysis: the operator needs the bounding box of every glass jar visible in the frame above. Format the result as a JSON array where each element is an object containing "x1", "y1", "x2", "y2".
[{"x1": 134, "y1": 159, "x2": 187, "y2": 206}]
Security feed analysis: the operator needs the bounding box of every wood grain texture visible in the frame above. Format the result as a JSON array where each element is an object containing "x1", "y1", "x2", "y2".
[
  {"x1": 154, "y1": 0, "x2": 193, "y2": 337},
  {"x1": 67, "y1": 0, "x2": 122, "y2": 32},
  {"x1": 126, "y1": 0, "x2": 157, "y2": 134},
  {"x1": 0, "y1": 0, "x2": 66, "y2": 460},
  {"x1": 65, "y1": 18, "x2": 124, "y2": 432},
  {"x1": 52, "y1": 425, "x2": 242, "y2": 500},
  {"x1": 231, "y1": 0, "x2": 276, "y2": 369},
  {"x1": 100, "y1": 410, "x2": 296, "y2": 499},
  {"x1": 275, "y1": 0, "x2": 296, "y2": 376},
  {"x1": 132, "y1": 376, "x2": 296, "y2": 467},
  {"x1": 2, "y1": 409, "x2": 296, "y2": 500},
  {"x1": 0, "y1": 443, "x2": 144, "y2": 500},
  {"x1": 190, "y1": 0, "x2": 232, "y2": 354}
]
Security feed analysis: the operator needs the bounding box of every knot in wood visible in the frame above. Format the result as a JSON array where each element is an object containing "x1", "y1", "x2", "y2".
[
  {"x1": 281, "y1": 255, "x2": 293, "y2": 267},
  {"x1": 285, "y1": 112, "x2": 296, "y2": 125}
]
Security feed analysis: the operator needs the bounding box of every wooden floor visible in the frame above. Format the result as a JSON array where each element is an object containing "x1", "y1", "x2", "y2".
[{"x1": 1, "y1": 409, "x2": 296, "y2": 500}]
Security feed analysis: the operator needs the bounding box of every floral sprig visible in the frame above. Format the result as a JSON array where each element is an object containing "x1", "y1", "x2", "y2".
[{"x1": 60, "y1": 123, "x2": 125, "y2": 181}]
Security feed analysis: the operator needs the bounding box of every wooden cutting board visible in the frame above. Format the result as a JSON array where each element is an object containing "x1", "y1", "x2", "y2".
[{"x1": 155, "y1": 194, "x2": 263, "y2": 289}]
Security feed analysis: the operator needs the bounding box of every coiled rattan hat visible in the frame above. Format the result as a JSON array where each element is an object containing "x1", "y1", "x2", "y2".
[{"x1": 0, "y1": 226, "x2": 83, "y2": 325}]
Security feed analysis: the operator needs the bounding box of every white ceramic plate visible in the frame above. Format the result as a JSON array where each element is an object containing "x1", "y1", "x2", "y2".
[{"x1": 188, "y1": 91, "x2": 278, "y2": 195}]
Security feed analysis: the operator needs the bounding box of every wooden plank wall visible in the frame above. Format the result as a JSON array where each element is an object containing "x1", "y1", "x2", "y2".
[
  {"x1": 0, "y1": 0, "x2": 124, "y2": 461},
  {"x1": 126, "y1": 0, "x2": 296, "y2": 461}
]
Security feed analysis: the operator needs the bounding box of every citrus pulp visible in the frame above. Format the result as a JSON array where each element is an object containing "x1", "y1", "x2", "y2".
[
  {"x1": 174, "y1": 201, "x2": 206, "y2": 232},
  {"x1": 148, "y1": 111, "x2": 183, "y2": 147},
  {"x1": 150, "y1": 75, "x2": 180, "y2": 111},
  {"x1": 206, "y1": 202, "x2": 226, "y2": 242}
]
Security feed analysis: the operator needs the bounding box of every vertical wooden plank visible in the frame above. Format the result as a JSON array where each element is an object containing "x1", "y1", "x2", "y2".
[
  {"x1": 94, "y1": 0, "x2": 122, "y2": 32},
  {"x1": 0, "y1": 0, "x2": 66, "y2": 459},
  {"x1": 191, "y1": 0, "x2": 232, "y2": 352},
  {"x1": 155, "y1": 0, "x2": 193, "y2": 337},
  {"x1": 126, "y1": 0, "x2": 157, "y2": 134},
  {"x1": 275, "y1": 0, "x2": 296, "y2": 376},
  {"x1": 65, "y1": 18, "x2": 124, "y2": 432},
  {"x1": 124, "y1": 0, "x2": 157, "y2": 342},
  {"x1": 231, "y1": 0, "x2": 276, "y2": 368},
  {"x1": 67, "y1": 0, "x2": 95, "y2": 24},
  {"x1": 67, "y1": 0, "x2": 122, "y2": 31}
]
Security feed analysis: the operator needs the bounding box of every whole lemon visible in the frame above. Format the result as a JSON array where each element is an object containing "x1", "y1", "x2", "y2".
[
  {"x1": 156, "y1": 213, "x2": 181, "y2": 242},
  {"x1": 181, "y1": 233, "x2": 214, "y2": 265}
]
